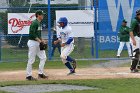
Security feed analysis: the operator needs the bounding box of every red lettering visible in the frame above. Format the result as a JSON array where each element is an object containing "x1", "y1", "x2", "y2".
[{"x1": 8, "y1": 14, "x2": 34, "y2": 33}]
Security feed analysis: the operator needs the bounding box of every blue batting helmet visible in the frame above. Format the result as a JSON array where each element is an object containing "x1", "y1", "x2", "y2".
[{"x1": 57, "y1": 17, "x2": 68, "y2": 27}]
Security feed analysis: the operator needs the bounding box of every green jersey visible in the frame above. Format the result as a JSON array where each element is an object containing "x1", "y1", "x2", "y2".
[
  {"x1": 130, "y1": 18, "x2": 140, "y2": 36},
  {"x1": 29, "y1": 19, "x2": 42, "y2": 40},
  {"x1": 118, "y1": 25, "x2": 130, "y2": 42}
]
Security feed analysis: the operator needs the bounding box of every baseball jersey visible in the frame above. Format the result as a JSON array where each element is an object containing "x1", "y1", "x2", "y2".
[
  {"x1": 29, "y1": 19, "x2": 42, "y2": 40},
  {"x1": 118, "y1": 25, "x2": 130, "y2": 42},
  {"x1": 57, "y1": 25, "x2": 74, "y2": 44},
  {"x1": 129, "y1": 18, "x2": 140, "y2": 36}
]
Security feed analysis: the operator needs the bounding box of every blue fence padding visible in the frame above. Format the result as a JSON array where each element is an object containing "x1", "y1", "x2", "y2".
[{"x1": 98, "y1": 0, "x2": 140, "y2": 50}]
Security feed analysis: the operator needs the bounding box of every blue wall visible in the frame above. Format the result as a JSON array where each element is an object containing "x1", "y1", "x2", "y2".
[{"x1": 98, "y1": 0, "x2": 140, "y2": 50}]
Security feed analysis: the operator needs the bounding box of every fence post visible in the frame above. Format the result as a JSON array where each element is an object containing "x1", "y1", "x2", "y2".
[
  {"x1": 94, "y1": 0, "x2": 99, "y2": 58},
  {"x1": 48, "y1": 0, "x2": 52, "y2": 60}
]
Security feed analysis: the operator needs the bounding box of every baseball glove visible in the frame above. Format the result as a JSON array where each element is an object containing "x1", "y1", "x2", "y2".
[{"x1": 40, "y1": 42, "x2": 47, "y2": 50}]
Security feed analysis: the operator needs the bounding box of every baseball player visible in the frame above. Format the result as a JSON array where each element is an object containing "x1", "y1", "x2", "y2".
[
  {"x1": 117, "y1": 20, "x2": 132, "y2": 58},
  {"x1": 26, "y1": 10, "x2": 48, "y2": 80},
  {"x1": 54, "y1": 17, "x2": 76, "y2": 75},
  {"x1": 130, "y1": 9, "x2": 140, "y2": 73}
]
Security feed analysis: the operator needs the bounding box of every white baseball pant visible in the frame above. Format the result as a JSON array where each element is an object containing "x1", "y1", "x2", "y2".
[
  {"x1": 26, "y1": 40, "x2": 47, "y2": 77},
  {"x1": 60, "y1": 44, "x2": 74, "y2": 64},
  {"x1": 117, "y1": 42, "x2": 132, "y2": 57}
]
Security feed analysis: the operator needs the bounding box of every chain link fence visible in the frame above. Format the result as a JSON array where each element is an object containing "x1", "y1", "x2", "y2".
[{"x1": 0, "y1": 0, "x2": 134, "y2": 62}]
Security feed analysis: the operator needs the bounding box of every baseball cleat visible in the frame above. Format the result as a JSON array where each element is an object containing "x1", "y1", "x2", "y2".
[
  {"x1": 26, "y1": 76, "x2": 37, "y2": 81},
  {"x1": 38, "y1": 74, "x2": 48, "y2": 79},
  {"x1": 117, "y1": 56, "x2": 120, "y2": 58},
  {"x1": 130, "y1": 69, "x2": 139, "y2": 73},
  {"x1": 137, "y1": 66, "x2": 140, "y2": 69},
  {"x1": 67, "y1": 70, "x2": 75, "y2": 76}
]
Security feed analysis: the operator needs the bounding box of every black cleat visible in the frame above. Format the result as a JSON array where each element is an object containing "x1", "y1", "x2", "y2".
[
  {"x1": 137, "y1": 66, "x2": 140, "y2": 69},
  {"x1": 117, "y1": 56, "x2": 120, "y2": 58},
  {"x1": 67, "y1": 70, "x2": 75, "y2": 76},
  {"x1": 130, "y1": 69, "x2": 139, "y2": 73},
  {"x1": 26, "y1": 76, "x2": 37, "y2": 81},
  {"x1": 38, "y1": 74, "x2": 48, "y2": 79}
]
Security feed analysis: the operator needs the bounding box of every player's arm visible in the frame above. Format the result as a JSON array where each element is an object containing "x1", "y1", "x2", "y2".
[
  {"x1": 54, "y1": 31, "x2": 61, "y2": 44},
  {"x1": 54, "y1": 38, "x2": 61, "y2": 45},
  {"x1": 35, "y1": 37, "x2": 42, "y2": 43},
  {"x1": 61, "y1": 37, "x2": 73, "y2": 47}
]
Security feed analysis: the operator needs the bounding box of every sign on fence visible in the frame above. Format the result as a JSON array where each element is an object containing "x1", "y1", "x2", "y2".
[
  {"x1": 8, "y1": 13, "x2": 35, "y2": 34},
  {"x1": 98, "y1": 0, "x2": 140, "y2": 50},
  {"x1": 56, "y1": 10, "x2": 94, "y2": 37}
]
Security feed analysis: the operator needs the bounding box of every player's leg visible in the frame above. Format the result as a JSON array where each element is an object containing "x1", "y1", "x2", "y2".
[
  {"x1": 26, "y1": 40, "x2": 38, "y2": 80},
  {"x1": 57, "y1": 46, "x2": 61, "y2": 54},
  {"x1": 37, "y1": 49, "x2": 47, "y2": 79},
  {"x1": 126, "y1": 42, "x2": 132, "y2": 57},
  {"x1": 51, "y1": 46, "x2": 56, "y2": 57},
  {"x1": 117, "y1": 42, "x2": 125, "y2": 57},
  {"x1": 65, "y1": 44, "x2": 76, "y2": 71},
  {"x1": 60, "y1": 45, "x2": 75, "y2": 75},
  {"x1": 136, "y1": 37, "x2": 140, "y2": 69},
  {"x1": 130, "y1": 36, "x2": 140, "y2": 72}
]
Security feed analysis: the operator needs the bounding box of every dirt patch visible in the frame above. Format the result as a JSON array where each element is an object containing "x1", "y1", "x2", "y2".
[
  {"x1": 0, "y1": 84, "x2": 96, "y2": 93},
  {"x1": 0, "y1": 67, "x2": 140, "y2": 81}
]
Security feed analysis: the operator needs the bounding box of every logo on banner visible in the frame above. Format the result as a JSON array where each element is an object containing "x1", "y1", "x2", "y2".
[
  {"x1": 107, "y1": 0, "x2": 135, "y2": 32},
  {"x1": 8, "y1": 14, "x2": 35, "y2": 33}
]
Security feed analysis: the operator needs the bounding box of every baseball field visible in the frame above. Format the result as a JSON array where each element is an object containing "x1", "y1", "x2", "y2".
[{"x1": 0, "y1": 59, "x2": 140, "y2": 93}]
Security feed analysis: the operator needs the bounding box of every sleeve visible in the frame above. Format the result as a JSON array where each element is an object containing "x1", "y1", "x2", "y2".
[
  {"x1": 130, "y1": 19, "x2": 137, "y2": 32},
  {"x1": 29, "y1": 22, "x2": 38, "y2": 39},
  {"x1": 66, "y1": 37, "x2": 73, "y2": 44},
  {"x1": 66, "y1": 26, "x2": 74, "y2": 44}
]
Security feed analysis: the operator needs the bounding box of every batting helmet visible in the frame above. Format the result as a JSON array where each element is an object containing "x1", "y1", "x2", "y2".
[
  {"x1": 136, "y1": 9, "x2": 140, "y2": 16},
  {"x1": 57, "y1": 17, "x2": 68, "y2": 27}
]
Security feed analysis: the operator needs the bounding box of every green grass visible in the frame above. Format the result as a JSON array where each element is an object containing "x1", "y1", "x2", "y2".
[
  {"x1": 0, "y1": 60, "x2": 107, "y2": 71},
  {"x1": 0, "y1": 79, "x2": 140, "y2": 93},
  {"x1": 1, "y1": 46, "x2": 130, "y2": 62},
  {"x1": 98, "y1": 50, "x2": 129, "y2": 58}
]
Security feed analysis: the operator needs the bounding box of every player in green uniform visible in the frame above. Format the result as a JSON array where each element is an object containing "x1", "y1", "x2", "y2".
[
  {"x1": 129, "y1": 9, "x2": 140, "y2": 73},
  {"x1": 117, "y1": 20, "x2": 132, "y2": 58},
  {"x1": 26, "y1": 10, "x2": 48, "y2": 80}
]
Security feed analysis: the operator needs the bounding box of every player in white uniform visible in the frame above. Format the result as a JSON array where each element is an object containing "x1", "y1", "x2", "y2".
[{"x1": 54, "y1": 17, "x2": 76, "y2": 75}]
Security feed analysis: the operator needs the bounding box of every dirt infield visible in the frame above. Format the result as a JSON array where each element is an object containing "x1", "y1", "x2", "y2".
[{"x1": 0, "y1": 67, "x2": 140, "y2": 81}]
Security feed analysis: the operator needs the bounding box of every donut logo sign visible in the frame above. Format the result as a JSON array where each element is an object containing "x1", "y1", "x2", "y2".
[{"x1": 8, "y1": 13, "x2": 35, "y2": 34}]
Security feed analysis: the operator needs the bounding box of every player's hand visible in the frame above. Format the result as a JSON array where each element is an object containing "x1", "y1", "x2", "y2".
[
  {"x1": 42, "y1": 39, "x2": 47, "y2": 44},
  {"x1": 132, "y1": 39, "x2": 136, "y2": 46},
  {"x1": 61, "y1": 43, "x2": 66, "y2": 47},
  {"x1": 54, "y1": 41, "x2": 58, "y2": 45}
]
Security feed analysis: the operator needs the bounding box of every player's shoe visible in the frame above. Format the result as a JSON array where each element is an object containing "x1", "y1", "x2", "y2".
[
  {"x1": 72, "y1": 59, "x2": 77, "y2": 70},
  {"x1": 117, "y1": 56, "x2": 120, "y2": 58},
  {"x1": 130, "y1": 68, "x2": 139, "y2": 73},
  {"x1": 67, "y1": 70, "x2": 75, "y2": 75},
  {"x1": 38, "y1": 74, "x2": 48, "y2": 79},
  {"x1": 26, "y1": 76, "x2": 37, "y2": 81},
  {"x1": 137, "y1": 65, "x2": 140, "y2": 69}
]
